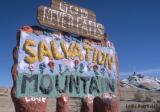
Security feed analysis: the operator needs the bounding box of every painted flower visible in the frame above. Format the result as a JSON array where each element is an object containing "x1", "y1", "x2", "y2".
[
  {"x1": 28, "y1": 64, "x2": 34, "y2": 74},
  {"x1": 39, "y1": 63, "x2": 46, "y2": 74},
  {"x1": 93, "y1": 64, "x2": 99, "y2": 75},
  {"x1": 74, "y1": 60, "x2": 79, "y2": 66},
  {"x1": 21, "y1": 26, "x2": 33, "y2": 33},
  {"x1": 74, "y1": 60, "x2": 79, "y2": 71},
  {"x1": 100, "y1": 68, "x2": 106, "y2": 76},
  {"x1": 48, "y1": 60, "x2": 55, "y2": 73},
  {"x1": 93, "y1": 64, "x2": 98, "y2": 71},
  {"x1": 79, "y1": 63, "x2": 84, "y2": 73},
  {"x1": 48, "y1": 60, "x2": 55, "y2": 68}
]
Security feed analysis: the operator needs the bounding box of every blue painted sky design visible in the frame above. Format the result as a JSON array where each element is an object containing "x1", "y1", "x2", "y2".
[{"x1": 0, "y1": 0, "x2": 160, "y2": 87}]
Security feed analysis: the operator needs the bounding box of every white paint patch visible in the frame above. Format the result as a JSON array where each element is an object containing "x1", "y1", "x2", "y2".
[
  {"x1": 43, "y1": 57, "x2": 49, "y2": 64},
  {"x1": 21, "y1": 31, "x2": 29, "y2": 38},
  {"x1": 58, "y1": 46, "x2": 62, "y2": 53},
  {"x1": 112, "y1": 64, "x2": 116, "y2": 72},
  {"x1": 70, "y1": 61, "x2": 74, "y2": 68},
  {"x1": 84, "y1": 94, "x2": 94, "y2": 104},
  {"x1": 25, "y1": 97, "x2": 46, "y2": 103},
  {"x1": 84, "y1": 65, "x2": 88, "y2": 72},
  {"x1": 101, "y1": 93, "x2": 112, "y2": 99},
  {"x1": 62, "y1": 96, "x2": 68, "y2": 102},
  {"x1": 82, "y1": 50, "x2": 86, "y2": 55},
  {"x1": 18, "y1": 61, "x2": 27, "y2": 70},
  {"x1": 66, "y1": 43, "x2": 69, "y2": 48},
  {"x1": 45, "y1": 37, "x2": 51, "y2": 44},
  {"x1": 109, "y1": 49, "x2": 114, "y2": 56}
]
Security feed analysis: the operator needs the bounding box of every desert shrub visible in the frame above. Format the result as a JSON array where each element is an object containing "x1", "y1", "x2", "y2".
[
  {"x1": 134, "y1": 91, "x2": 143, "y2": 102},
  {"x1": 145, "y1": 97, "x2": 152, "y2": 102}
]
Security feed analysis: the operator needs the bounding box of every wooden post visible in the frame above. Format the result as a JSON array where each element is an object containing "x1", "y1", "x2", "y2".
[
  {"x1": 111, "y1": 97, "x2": 120, "y2": 112},
  {"x1": 93, "y1": 96, "x2": 111, "y2": 112},
  {"x1": 56, "y1": 94, "x2": 69, "y2": 112},
  {"x1": 93, "y1": 93, "x2": 120, "y2": 112},
  {"x1": 80, "y1": 95, "x2": 94, "y2": 112}
]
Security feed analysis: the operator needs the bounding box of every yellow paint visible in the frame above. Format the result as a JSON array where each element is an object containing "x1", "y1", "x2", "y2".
[
  {"x1": 71, "y1": 43, "x2": 84, "y2": 61},
  {"x1": 97, "y1": 50, "x2": 106, "y2": 65},
  {"x1": 23, "y1": 39, "x2": 38, "y2": 64},
  {"x1": 51, "y1": 41, "x2": 64, "y2": 60},
  {"x1": 83, "y1": 45, "x2": 93, "y2": 62},
  {"x1": 92, "y1": 48, "x2": 98, "y2": 63},
  {"x1": 38, "y1": 41, "x2": 52, "y2": 61},
  {"x1": 105, "y1": 54, "x2": 114, "y2": 70},
  {"x1": 23, "y1": 39, "x2": 115, "y2": 70},
  {"x1": 60, "y1": 41, "x2": 75, "y2": 59}
]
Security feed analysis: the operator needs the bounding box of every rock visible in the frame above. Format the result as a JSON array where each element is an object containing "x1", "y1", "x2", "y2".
[{"x1": 0, "y1": 88, "x2": 9, "y2": 96}]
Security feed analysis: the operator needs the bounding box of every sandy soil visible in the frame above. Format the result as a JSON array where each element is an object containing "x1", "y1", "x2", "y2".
[
  {"x1": 0, "y1": 95, "x2": 15, "y2": 112},
  {"x1": 0, "y1": 87, "x2": 160, "y2": 112}
]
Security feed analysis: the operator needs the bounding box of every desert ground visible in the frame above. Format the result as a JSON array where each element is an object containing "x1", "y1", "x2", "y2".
[{"x1": 0, "y1": 87, "x2": 160, "y2": 112}]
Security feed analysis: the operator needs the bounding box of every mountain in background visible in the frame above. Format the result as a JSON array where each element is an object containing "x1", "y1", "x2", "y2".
[{"x1": 121, "y1": 72, "x2": 160, "y2": 91}]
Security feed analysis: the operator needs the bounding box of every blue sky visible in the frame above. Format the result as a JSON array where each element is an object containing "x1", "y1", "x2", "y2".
[{"x1": 0, "y1": 0, "x2": 160, "y2": 87}]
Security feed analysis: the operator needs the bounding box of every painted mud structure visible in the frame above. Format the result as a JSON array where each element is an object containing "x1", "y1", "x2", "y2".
[{"x1": 11, "y1": 0, "x2": 120, "y2": 112}]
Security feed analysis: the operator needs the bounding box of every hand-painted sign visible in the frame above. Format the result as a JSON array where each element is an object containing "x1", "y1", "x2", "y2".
[
  {"x1": 17, "y1": 74, "x2": 117, "y2": 97},
  {"x1": 16, "y1": 28, "x2": 118, "y2": 98},
  {"x1": 51, "y1": 0, "x2": 96, "y2": 21},
  {"x1": 37, "y1": 1, "x2": 105, "y2": 40}
]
